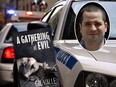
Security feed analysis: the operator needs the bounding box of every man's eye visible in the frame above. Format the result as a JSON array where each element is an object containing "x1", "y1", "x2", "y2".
[
  {"x1": 85, "y1": 23, "x2": 91, "y2": 26},
  {"x1": 95, "y1": 23, "x2": 101, "y2": 26}
]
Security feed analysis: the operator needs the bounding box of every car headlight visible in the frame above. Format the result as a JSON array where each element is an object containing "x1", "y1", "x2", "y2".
[
  {"x1": 85, "y1": 73, "x2": 108, "y2": 87},
  {"x1": 74, "y1": 71, "x2": 116, "y2": 87},
  {"x1": 110, "y1": 80, "x2": 116, "y2": 87}
]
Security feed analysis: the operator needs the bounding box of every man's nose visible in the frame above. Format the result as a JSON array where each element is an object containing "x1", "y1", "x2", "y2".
[{"x1": 91, "y1": 24, "x2": 97, "y2": 31}]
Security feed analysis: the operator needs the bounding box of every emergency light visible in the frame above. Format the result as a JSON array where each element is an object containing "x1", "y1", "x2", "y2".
[
  {"x1": 26, "y1": 11, "x2": 33, "y2": 16},
  {"x1": 6, "y1": 9, "x2": 16, "y2": 15}
]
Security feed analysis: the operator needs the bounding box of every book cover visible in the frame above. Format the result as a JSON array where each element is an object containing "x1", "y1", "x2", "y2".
[{"x1": 12, "y1": 24, "x2": 60, "y2": 87}]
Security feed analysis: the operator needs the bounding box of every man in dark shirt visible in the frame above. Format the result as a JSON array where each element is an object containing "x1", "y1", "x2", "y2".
[{"x1": 79, "y1": 4, "x2": 108, "y2": 51}]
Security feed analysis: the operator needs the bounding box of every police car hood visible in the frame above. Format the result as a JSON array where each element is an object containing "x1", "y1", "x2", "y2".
[{"x1": 55, "y1": 40, "x2": 116, "y2": 64}]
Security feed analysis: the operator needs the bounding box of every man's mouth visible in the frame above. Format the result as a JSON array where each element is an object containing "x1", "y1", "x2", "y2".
[{"x1": 88, "y1": 33, "x2": 98, "y2": 35}]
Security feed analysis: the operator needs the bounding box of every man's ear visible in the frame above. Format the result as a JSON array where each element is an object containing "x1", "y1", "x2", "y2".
[{"x1": 105, "y1": 22, "x2": 108, "y2": 32}]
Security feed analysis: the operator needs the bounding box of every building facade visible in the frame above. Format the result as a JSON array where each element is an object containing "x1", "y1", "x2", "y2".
[{"x1": 0, "y1": 0, "x2": 58, "y2": 27}]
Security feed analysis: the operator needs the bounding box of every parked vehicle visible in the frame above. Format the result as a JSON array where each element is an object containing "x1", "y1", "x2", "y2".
[
  {"x1": 0, "y1": 0, "x2": 116, "y2": 87},
  {"x1": 0, "y1": 22, "x2": 29, "y2": 86},
  {"x1": 42, "y1": 0, "x2": 116, "y2": 87}
]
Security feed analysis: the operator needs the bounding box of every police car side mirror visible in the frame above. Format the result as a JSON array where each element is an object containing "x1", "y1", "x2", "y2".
[
  {"x1": 27, "y1": 21, "x2": 54, "y2": 39},
  {"x1": 27, "y1": 21, "x2": 50, "y2": 31}
]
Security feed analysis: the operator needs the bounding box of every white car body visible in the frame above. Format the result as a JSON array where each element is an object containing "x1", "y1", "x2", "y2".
[
  {"x1": 42, "y1": 0, "x2": 116, "y2": 87},
  {"x1": 0, "y1": 22, "x2": 28, "y2": 85},
  {"x1": 54, "y1": 40, "x2": 116, "y2": 87},
  {"x1": 0, "y1": 0, "x2": 116, "y2": 87}
]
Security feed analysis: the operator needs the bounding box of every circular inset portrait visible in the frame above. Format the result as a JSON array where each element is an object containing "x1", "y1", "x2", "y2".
[{"x1": 75, "y1": 3, "x2": 110, "y2": 51}]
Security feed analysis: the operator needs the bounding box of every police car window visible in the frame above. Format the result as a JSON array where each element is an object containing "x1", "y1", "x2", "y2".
[
  {"x1": 5, "y1": 24, "x2": 27, "y2": 43},
  {"x1": 103, "y1": 3, "x2": 116, "y2": 39},
  {"x1": 47, "y1": 6, "x2": 63, "y2": 38},
  {"x1": 0, "y1": 25, "x2": 9, "y2": 43},
  {"x1": 14, "y1": 24, "x2": 27, "y2": 32},
  {"x1": 5, "y1": 26, "x2": 17, "y2": 43},
  {"x1": 63, "y1": 7, "x2": 76, "y2": 39},
  {"x1": 42, "y1": 10, "x2": 52, "y2": 22}
]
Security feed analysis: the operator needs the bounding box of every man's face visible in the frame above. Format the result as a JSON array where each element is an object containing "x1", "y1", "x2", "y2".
[{"x1": 80, "y1": 11, "x2": 108, "y2": 44}]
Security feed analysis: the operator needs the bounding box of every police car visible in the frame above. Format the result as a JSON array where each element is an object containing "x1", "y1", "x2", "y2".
[
  {"x1": 42, "y1": 0, "x2": 116, "y2": 87},
  {"x1": 0, "y1": 0, "x2": 116, "y2": 87}
]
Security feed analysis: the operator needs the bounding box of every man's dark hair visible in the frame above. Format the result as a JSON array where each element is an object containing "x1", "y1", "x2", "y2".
[{"x1": 79, "y1": 3, "x2": 107, "y2": 24}]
